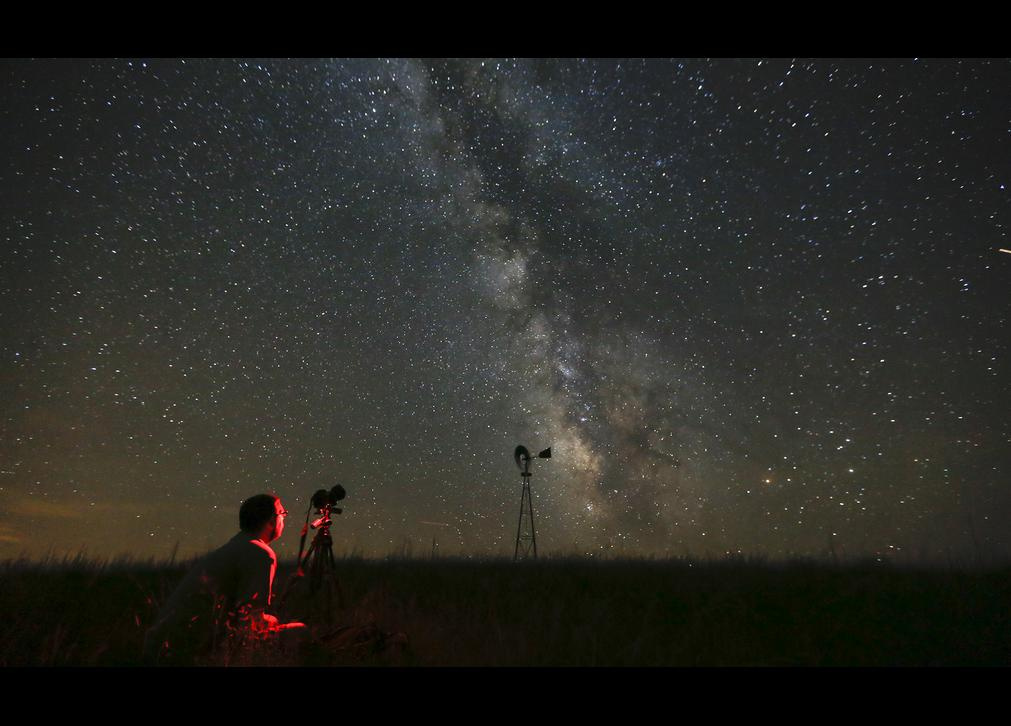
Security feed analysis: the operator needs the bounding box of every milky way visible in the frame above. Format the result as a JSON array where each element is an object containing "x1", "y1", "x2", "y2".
[{"x1": 1, "y1": 58, "x2": 1008, "y2": 561}]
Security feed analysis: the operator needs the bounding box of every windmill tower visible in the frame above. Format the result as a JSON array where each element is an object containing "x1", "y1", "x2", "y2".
[{"x1": 513, "y1": 444, "x2": 551, "y2": 561}]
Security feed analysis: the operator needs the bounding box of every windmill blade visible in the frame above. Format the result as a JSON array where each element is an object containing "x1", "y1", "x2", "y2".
[{"x1": 514, "y1": 445, "x2": 531, "y2": 471}]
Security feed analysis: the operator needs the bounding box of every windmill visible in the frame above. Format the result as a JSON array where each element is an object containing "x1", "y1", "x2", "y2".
[{"x1": 513, "y1": 444, "x2": 551, "y2": 561}]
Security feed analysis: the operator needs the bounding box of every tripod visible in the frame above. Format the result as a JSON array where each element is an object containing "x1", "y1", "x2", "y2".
[{"x1": 280, "y1": 503, "x2": 345, "y2": 624}]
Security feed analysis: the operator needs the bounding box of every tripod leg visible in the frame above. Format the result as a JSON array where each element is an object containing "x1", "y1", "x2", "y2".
[
  {"x1": 279, "y1": 539, "x2": 315, "y2": 608},
  {"x1": 310, "y1": 543, "x2": 324, "y2": 595},
  {"x1": 320, "y1": 556, "x2": 336, "y2": 626},
  {"x1": 326, "y1": 544, "x2": 345, "y2": 610}
]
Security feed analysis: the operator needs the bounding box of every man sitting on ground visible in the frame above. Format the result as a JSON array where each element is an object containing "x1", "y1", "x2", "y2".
[{"x1": 144, "y1": 493, "x2": 304, "y2": 664}]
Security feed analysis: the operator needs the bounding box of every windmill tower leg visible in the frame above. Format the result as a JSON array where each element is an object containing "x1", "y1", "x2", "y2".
[
  {"x1": 514, "y1": 472, "x2": 537, "y2": 561},
  {"x1": 526, "y1": 479, "x2": 537, "y2": 558}
]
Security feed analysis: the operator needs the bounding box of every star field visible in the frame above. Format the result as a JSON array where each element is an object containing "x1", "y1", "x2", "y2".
[{"x1": 1, "y1": 58, "x2": 1008, "y2": 561}]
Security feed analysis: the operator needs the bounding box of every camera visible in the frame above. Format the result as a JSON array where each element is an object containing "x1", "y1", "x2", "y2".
[{"x1": 310, "y1": 484, "x2": 346, "y2": 529}]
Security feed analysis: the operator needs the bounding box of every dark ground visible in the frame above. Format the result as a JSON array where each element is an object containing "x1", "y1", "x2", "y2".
[{"x1": 2, "y1": 554, "x2": 1009, "y2": 666}]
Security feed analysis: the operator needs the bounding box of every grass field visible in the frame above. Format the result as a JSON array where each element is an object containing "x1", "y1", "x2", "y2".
[{"x1": 2, "y1": 553, "x2": 1009, "y2": 666}]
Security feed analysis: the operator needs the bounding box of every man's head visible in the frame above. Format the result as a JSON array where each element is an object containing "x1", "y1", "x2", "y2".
[{"x1": 239, "y1": 494, "x2": 287, "y2": 543}]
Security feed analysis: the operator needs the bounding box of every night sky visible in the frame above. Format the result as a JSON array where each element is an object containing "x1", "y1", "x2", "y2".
[{"x1": 1, "y1": 58, "x2": 1008, "y2": 562}]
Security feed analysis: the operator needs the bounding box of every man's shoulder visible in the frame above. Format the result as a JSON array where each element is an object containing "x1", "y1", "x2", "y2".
[
  {"x1": 224, "y1": 533, "x2": 276, "y2": 561},
  {"x1": 208, "y1": 533, "x2": 276, "y2": 567},
  {"x1": 248, "y1": 537, "x2": 277, "y2": 563}
]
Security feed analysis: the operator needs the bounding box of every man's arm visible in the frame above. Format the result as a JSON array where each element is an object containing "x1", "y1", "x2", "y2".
[{"x1": 235, "y1": 540, "x2": 305, "y2": 632}]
